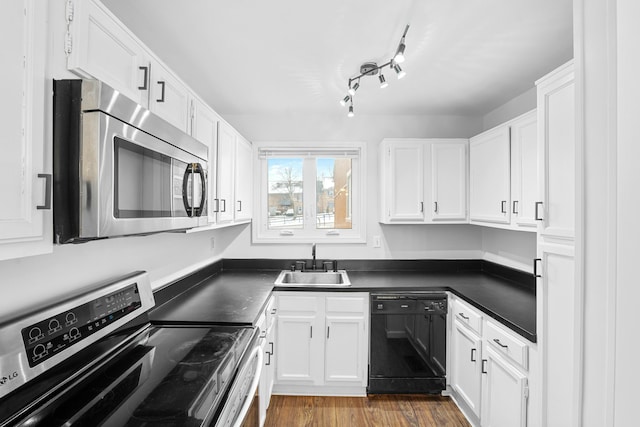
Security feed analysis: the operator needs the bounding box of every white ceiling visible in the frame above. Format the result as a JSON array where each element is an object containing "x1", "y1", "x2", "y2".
[{"x1": 101, "y1": 0, "x2": 573, "y2": 117}]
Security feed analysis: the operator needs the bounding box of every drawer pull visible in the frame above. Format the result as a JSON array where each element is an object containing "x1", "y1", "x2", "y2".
[
  {"x1": 493, "y1": 338, "x2": 509, "y2": 349},
  {"x1": 458, "y1": 312, "x2": 469, "y2": 320},
  {"x1": 401, "y1": 304, "x2": 409, "y2": 308}
]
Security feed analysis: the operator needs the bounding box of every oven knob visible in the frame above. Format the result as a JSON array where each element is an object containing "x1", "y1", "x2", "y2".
[
  {"x1": 28, "y1": 327, "x2": 44, "y2": 343},
  {"x1": 33, "y1": 344, "x2": 47, "y2": 359},
  {"x1": 69, "y1": 327, "x2": 81, "y2": 341},
  {"x1": 48, "y1": 318, "x2": 61, "y2": 334},
  {"x1": 65, "y1": 312, "x2": 77, "y2": 326}
]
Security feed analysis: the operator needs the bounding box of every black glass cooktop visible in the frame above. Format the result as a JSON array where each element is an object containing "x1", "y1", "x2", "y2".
[{"x1": 1, "y1": 324, "x2": 254, "y2": 427}]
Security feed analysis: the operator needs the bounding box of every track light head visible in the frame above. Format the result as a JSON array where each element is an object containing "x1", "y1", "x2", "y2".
[
  {"x1": 379, "y1": 74, "x2": 388, "y2": 89},
  {"x1": 347, "y1": 104, "x2": 354, "y2": 117},
  {"x1": 340, "y1": 95, "x2": 351, "y2": 106},
  {"x1": 393, "y1": 63, "x2": 406, "y2": 79},
  {"x1": 348, "y1": 81, "x2": 360, "y2": 96}
]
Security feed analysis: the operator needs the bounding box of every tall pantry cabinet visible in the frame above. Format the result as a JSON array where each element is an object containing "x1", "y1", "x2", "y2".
[{"x1": 535, "y1": 60, "x2": 580, "y2": 427}]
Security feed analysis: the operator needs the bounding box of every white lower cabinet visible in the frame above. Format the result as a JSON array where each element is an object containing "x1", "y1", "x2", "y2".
[
  {"x1": 450, "y1": 296, "x2": 536, "y2": 427},
  {"x1": 273, "y1": 292, "x2": 368, "y2": 395},
  {"x1": 258, "y1": 296, "x2": 276, "y2": 427}
]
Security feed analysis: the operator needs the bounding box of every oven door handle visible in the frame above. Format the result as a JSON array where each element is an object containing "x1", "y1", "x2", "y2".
[{"x1": 231, "y1": 345, "x2": 263, "y2": 427}]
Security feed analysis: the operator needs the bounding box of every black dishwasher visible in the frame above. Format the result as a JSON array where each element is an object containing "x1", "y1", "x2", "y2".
[{"x1": 368, "y1": 292, "x2": 448, "y2": 394}]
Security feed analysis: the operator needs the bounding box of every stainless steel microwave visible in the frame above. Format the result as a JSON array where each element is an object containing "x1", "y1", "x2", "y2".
[{"x1": 53, "y1": 79, "x2": 208, "y2": 243}]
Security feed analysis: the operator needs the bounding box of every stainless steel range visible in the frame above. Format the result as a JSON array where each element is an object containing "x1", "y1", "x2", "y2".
[{"x1": 0, "y1": 272, "x2": 261, "y2": 426}]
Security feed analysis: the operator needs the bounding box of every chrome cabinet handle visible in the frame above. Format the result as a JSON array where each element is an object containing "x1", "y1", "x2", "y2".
[
  {"x1": 458, "y1": 312, "x2": 469, "y2": 320},
  {"x1": 327, "y1": 326, "x2": 330, "y2": 339},
  {"x1": 310, "y1": 326, "x2": 313, "y2": 338},
  {"x1": 501, "y1": 200, "x2": 507, "y2": 213},
  {"x1": 512, "y1": 200, "x2": 519, "y2": 214},
  {"x1": 36, "y1": 174, "x2": 51, "y2": 210},
  {"x1": 265, "y1": 351, "x2": 271, "y2": 365},
  {"x1": 156, "y1": 81, "x2": 166, "y2": 102},
  {"x1": 493, "y1": 338, "x2": 508, "y2": 349},
  {"x1": 237, "y1": 200, "x2": 242, "y2": 212},
  {"x1": 471, "y1": 348, "x2": 477, "y2": 362},
  {"x1": 220, "y1": 199, "x2": 226, "y2": 212},
  {"x1": 482, "y1": 359, "x2": 487, "y2": 374},
  {"x1": 138, "y1": 66, "x2": 149, "y2": 90},
  {"x1": 434, "y1": 201, "x2": 438, "y2": 213},
  {"x1": 271, "y1": 308, "x2": 277, "y2": 315},
  {"x1": 269, "y1": 342, "x2": 274, "y2": 355},
  {"x1": 420, "y1": 201, "x2": 424, "y2": 212}
]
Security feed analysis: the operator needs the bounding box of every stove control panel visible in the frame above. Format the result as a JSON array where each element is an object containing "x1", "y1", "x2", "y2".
[
  {"x1": 0, "y1": 271, "x2": 155, "y2": 400},
  {"x1": 21, "y1": 284, "x2": 142, "y2": 367}
]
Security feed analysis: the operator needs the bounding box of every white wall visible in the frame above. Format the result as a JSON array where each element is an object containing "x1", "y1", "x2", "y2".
[
  {"x1": 479, "y1": 228, "x2": 537, "y2": 272},
  {"x1": 482, "y1": 87, "x2": 537, "y2": 131}
]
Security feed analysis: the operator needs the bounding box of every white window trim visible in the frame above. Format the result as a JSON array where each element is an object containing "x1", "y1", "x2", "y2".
[{"x1": 252, "y1": 141, "x2": 366, "y2": 244}]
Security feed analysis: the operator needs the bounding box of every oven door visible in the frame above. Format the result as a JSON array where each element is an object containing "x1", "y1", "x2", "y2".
[
  {"x1": 214, "y1": 345, "x2": 263, "y2": 427},
  {"x1": 82, "y1": 111, "x2": 208, "y2": 238}
]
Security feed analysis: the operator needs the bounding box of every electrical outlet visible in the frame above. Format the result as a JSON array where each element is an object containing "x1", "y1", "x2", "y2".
[
  {"x1": 210, "y1": 237, "x2": 215, "y2": 249},
  {"x1": 373, "y1": 235, "x2": 381, "y2": 248}
]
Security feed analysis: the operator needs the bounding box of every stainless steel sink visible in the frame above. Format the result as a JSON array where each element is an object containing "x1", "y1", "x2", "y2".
[{"x1": 274, "y1": 270, "x2": 351, "y2": 287}]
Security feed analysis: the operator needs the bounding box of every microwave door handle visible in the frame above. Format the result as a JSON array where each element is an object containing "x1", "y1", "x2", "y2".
[
  {"x1": 182, "y1": 163, "x2": 195, "y2": 217},
  {"x1": 195, "y1": 163, "x2": 206, "y2": 217}
]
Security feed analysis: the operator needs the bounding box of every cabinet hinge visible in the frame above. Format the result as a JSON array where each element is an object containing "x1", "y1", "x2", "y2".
[
  {"x1": 64, "y1": 1, "x2": 74, "y2": 56},
  {"x1": 64, "y1": 32, "x2": 73, "y2": 55},
  {"x1": 65, "y1": 1, "x2": 74, "y2": 23}
]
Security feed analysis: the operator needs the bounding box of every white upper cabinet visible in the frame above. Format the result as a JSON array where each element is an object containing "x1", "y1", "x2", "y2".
[
  {"x1": 0, "y1": 0, "x2": 52, "y2": 261},
  {"x1": 68, "y1": 0, "x2": 192, "y2": 133},
  {"x1": 510, "y1": 111, "x2": 539, "y2": 229},
  {"x1": 234, "y1": 135, "x2": 253, "y2": 222},
  {"x1": 470, "y1": 126, "x2": 511, "y2": 224},
  {"x1": 470, "y1": 110, "x2": 538, "y2": 232},
  {"x1": 67, "y1": 0, "x2": 149, "y2": 105},
  {"x1": 379, "y1": 138, "x2": 468, "y2": 224},
  {"x1": 431, "y1": 140, "x2": 468, "y2": 221},
  {"x1": 380, "y1": 140, "x2": 425, "y2": 222},
  {"x1": 213, "y1": 121, "x2": 236, "y2": 225},
  {"x1": 537, "y1": 64, "x2": 576, "y2": 241},
  {"x1": 146, "y1": 59, "x2": 191, "y2": 131}
]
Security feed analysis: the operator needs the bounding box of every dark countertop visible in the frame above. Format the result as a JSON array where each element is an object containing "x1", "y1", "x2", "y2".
[{"x1": 150, "y1": 260, "x2": 536, "y2": 342}]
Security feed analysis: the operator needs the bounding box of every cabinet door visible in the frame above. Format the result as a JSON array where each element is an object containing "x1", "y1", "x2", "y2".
[
  {"x1": 431, "y1": 140, "x2": 467, "y2": 221},
  {"x1": 215, "y1": 121, "x2": 236, "y2": 223},
  {"x1": 384, "y1": 141, "x2": 425, "y2": 221},
  {"x1": 510, "y1": 111, "x2": 538, "y2": 229},
  {"x1": 0, "y1": 0, "x2": 52, "y2": 261},
  {"x1": 538, "y1": 242, "x2": 579, "y2": 427},
  {"x1": 276, "y1": 314, "x2": 322, "y2": 384},
  {"x1": 324, "y1": 316, "x2": 365, "y2": 384},
  {"x1": 481, "y1": 346, "x2": 528, "y2": 427},
  {"x1": 148, "y1": 60, "x2": 190, "y2": 132},
  {"x1": 537, "y1": 67, "x2": 575, "y2": 240},
  {"x1": 451, "y1": 321, "x2": 482, "y2": 417},
  {"x1": 68, "y1": 0, "x2": 148, "y2": 105},
  {"x1": 191, "y1": 97, "x2": 219, "y2": 146},
  {"x1": 234, "y1": 136, "x2": 253, "y2": 221},
  {"x1": 470, "y1": 127, "x2": 510, "y2": 224}
]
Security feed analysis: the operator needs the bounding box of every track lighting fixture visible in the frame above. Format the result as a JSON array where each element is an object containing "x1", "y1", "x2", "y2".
[{"x1": 339, "y1": 24, "x2": 410, "y2": 116}]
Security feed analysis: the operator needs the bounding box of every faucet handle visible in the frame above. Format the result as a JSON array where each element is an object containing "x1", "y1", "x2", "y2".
[
  {"x1": 295, "y1": 261, "x2": 306, "y2": 272},
  {"x1": 322, "y1": 261, "x2": 333, "y2": 272}
]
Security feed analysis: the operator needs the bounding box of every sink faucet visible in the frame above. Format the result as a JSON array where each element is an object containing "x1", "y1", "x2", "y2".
[{"x1": 311, "y1": 243, "x2": 317, "y2": 269}]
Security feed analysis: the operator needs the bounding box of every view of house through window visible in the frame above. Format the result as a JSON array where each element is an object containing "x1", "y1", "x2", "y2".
[
  {"x1": 267, "y1": 157, "x2": 353, "y2": 230},
  {"x1": 267, "y1": 158, "x2": 304, "y2": 229}
]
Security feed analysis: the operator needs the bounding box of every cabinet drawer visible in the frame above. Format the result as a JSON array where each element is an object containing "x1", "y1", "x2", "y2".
[
  {"x1": 326, "y1": 296, "x2": 365, "y2": 314},
  {"x1": 453, "y1": 298, "x2": 483, "y2": 335},
  {"x1": 277, "y1": 295, "x2": 318, "y2": 313},
  {"x1": 485, "y1": 321, "x2": 529, "y2": 370}
]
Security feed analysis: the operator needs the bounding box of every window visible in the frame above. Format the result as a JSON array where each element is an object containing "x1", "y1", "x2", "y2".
[{"x1": 254, "y1": 143, "x2": 365, "y2": 243}]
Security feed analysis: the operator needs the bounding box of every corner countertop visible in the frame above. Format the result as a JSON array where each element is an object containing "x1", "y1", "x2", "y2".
[{"x1": 150, "y1": 261, "x2": 536, "y2": 342}]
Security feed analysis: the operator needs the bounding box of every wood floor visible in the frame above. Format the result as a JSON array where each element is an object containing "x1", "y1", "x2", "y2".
[{"x1": 264, "y1": 394, "x2": 471, "y2": 427}]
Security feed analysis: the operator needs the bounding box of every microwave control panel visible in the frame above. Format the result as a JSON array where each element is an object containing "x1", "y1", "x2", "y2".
[{"x1": 20, "y1": 284, "x2": 142, "y2": 367}]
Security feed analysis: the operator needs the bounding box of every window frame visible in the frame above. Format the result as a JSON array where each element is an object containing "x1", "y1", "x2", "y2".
[{"x1": 252, "y1": 141, "x2": 366, "y2": 243}]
